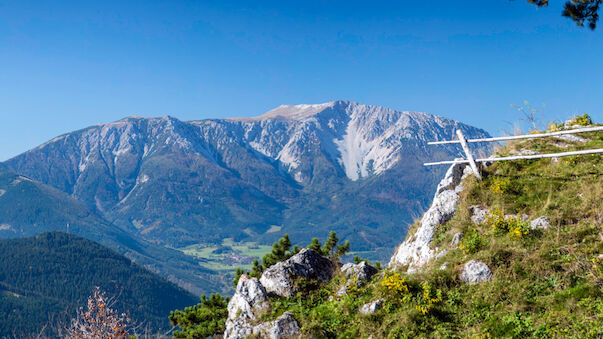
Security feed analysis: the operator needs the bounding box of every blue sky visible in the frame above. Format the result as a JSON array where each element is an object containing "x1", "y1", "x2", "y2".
[{"x1": 1, "y1": 0, "x2": 601, "y2": 160}]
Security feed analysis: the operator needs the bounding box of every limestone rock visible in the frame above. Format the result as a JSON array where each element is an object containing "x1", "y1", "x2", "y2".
[
  {"x1": 336, "y1": 261, "x2": 379, "y2": 297},
  {"x1": 253, "y1": 312, "x2": 301, "y2": 339},
  {"x1": 531, "y1": 216, "x2": 551, "y2": 230},
  {"x1": 224, "y1": 276, "x2": 269, "y2": 339},
  {"x1": 359, "y1": 299, "x2": 384, "y2": 315},
  {"x1": 557, "y1": 134, "x2": 587, "y2": 143},
  {"x1": 341, "y1": 261, "x2": 378, "y2": 283},
  {"x1": 460, "y1": 260, "x2": 492, "y2": 284},
  {"x1": 469, "y1": 206, "x2": 490, "y2": 225},
  {"x1": 260, "y1": 248, "x2": 335, "y2": 297},
  {"x1": 389, "y1": 163, "x2": 467, "y2": 272},
  {"x1": 451, "y1": 233, "x2": 464, "y2": 246}
]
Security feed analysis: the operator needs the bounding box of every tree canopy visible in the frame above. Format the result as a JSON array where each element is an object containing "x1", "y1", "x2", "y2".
[{"x1": 526, "y1": 0, "x2": 601, "y2": 29}]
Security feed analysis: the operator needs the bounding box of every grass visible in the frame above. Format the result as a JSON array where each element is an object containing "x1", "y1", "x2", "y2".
[
  {"x1": 252, "y1": 127, "x2": 603, "y2": 338},
  {"x1": 178, "y1": 239, "x2": 272, "y2": 272}
]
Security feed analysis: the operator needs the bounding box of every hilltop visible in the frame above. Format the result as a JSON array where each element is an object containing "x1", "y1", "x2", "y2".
[{"x1": 187, "y1": 116, "x2": 602, "y2": 338}]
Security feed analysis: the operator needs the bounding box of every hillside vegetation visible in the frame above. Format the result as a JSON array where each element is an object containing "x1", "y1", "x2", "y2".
[
  {"x1": 0, "y1": 232, "x2": 199, "y2": 337},
  {"x1": 0, "y1": 167, "x2": 226, "y2": 296},
  {"x1": 179, "y1": 118, "x2": 601, "y2": 338}
]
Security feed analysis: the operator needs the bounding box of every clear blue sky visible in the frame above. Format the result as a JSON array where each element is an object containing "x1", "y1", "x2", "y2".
[{"x1": 1, "y1": 0, "x2": 602, "y2": 161}]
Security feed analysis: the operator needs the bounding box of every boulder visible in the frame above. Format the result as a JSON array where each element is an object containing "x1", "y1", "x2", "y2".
[
  {"x1": 336, "y1": 261, "x2": 379, "y2": 297},
  {"x1": 469, "y1": 206, "x2": 490, "y2": 225},
  {"x1": 389, "y1": 163, "x2": 468, "y2": 272},
  {"x1": 557, "y1": 134, "x2": 587, "y2": 143},
  {"x1": 341, "y1": 261, "x2": 378, "y2": 283},
  {"x1": 530, "y1": 216, "x2": 551, "y2": 230},
  {"x1": 253, "y1": 312, "x2": 301, "y2": 339},
  {"x1": 224, "y1": 276, "x2": 269, "y2": 339},
  {"x1": 460, "y1": 260, "x2": 492, "y2": 284},
  {"x1": 451, "y1": 233, "x2": 464, "y2": 246},
  {"x1": 359, "y1": 299, "x2": 384, "y2": 315},
  {"x1": 260, "y1": 248, "x2": 335, "y2": 297}
]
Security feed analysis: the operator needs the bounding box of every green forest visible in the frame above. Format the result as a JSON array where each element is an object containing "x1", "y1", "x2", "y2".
[{"x1": 0, "y1": 231, "x2": 199, "y2": 337}]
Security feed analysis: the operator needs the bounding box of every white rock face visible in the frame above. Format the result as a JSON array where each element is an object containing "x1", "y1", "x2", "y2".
[
  {"x1": 556, "y1": 134, "x2": 587, "y2": 143},
  {"x1": 531, "y1": 216, "x2": 552, "y2": 230},
  {"x1": 359, "y1": 299, "x2": 384, "y2": 315},
  {"x1": 260, "y1": 249, "x2": 335, "y2": 297},
  {"x1": 337, "y1": 261, "x2": 379, "y2": 297},
  {"x1": 253, "y1": 312, "x2": 301, "y2": 339},
  {"x1": 224, "y1": 276, "x2": 269, "y2": 339},
  {"x1": 231, "y1": 100, "x2": 490, "y2": 182},
  {"x1": 389, "y1": 163, "x2": 470, "y2": 272},
  {"x1": 460, "y1": 260, "x2": 493, "y2": 284},
  {"x1": 341, "y1": 261, "x2": 378, "y2": 283}
]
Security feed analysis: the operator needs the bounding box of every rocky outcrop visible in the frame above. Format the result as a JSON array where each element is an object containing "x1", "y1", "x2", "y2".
[
  {"x1": 260, "y1": 248, "x2": 335, "y2": 297},
  {"x1": 341, "y1": 261, "x2": 378, "y2": 283},
  {"x1": 253, "y1": 312, "x2": 301, "y2": 339},
  {"x1": 469, "y1": 206, "x2": 490, "y2": 225},
  {"x1": 531, "y1": 216, "x2": 551, "y2": 230},
  {"x1": 460, "y1": 260, "x2": 492, "y2": 284},
  {"x1": 389, "y1": 162, "x2": 473, "y2": 272},
  {"x1": 336, "y1": 261, "x2": 379, "y2": 297},
  {"x1": 224, "y1": 276, "x2": 269, "y2": 339},
  {"x1": 359, "y1": 299, "x2": 384, "y2": 315},
  {"x1": 557, "y1": 134, "x2": 587, "y2": 143},
  {"x1": 225, "y1": 250, "x2": 334, "y2": 338}
]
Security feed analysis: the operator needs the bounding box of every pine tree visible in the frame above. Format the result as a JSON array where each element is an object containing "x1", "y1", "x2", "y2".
[
  {"x1": 322, "y1": 231, "x2": 339, "y2": 257},
  {"x1": 169, "y1": 293, "x2": 229, "y2": 339},
  {"x1": 307, "y1": 238, "x2": 322, "y2": 252}
]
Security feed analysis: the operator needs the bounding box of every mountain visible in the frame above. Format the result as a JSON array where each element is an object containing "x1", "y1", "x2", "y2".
[
  {"x1": 0, "y1": 167, "x2": 226, "y2": 296},
  {"x1": 3, "y1": 101, "x2": 491, "y2": 256},
  {"x1": 217, "y1": 119, "x2": 602, "y2": 338},
  {"x1": 0, "y1": 231, "x2": 199, "y2": 336}
]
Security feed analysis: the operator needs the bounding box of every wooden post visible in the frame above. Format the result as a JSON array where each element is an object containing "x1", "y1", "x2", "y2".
[{"x1": 456, "y1": 130, "x2": 482, "y2": 180}]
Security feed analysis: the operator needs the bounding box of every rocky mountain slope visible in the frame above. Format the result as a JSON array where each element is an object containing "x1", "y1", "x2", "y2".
[
  {"x1": 215, "y1": 118, "x2": 602, "y2": 338},
  {"x1": 3, "y1": 101, "x2": 491, "y2": 259}
]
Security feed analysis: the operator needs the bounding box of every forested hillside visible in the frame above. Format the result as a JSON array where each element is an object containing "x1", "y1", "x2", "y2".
[
  {"x1": 0, "y1": 232, "x2": 199, "y2": 337},
  {"x1": 0, "y1": 167, "x2": 225, "y2": 296}
]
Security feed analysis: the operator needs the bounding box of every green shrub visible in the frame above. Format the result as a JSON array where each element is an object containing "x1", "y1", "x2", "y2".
[
  {"x1": 569, "y1": 113, "x2": 592, "y2": 126},
  {"x1": 486, "y1": 208, "x2": 530, "y2": 240},
  {"x1": 169, "y1": 293, "x2": 229, "y2": 339},
  {"x1": 459, "y1": 230, "x2": 486, "y2": 254}
]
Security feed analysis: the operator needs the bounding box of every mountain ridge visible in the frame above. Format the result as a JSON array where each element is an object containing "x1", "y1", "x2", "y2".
[{"x1": 2, "y1": 100, "x2": 492, "y2": 294}]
